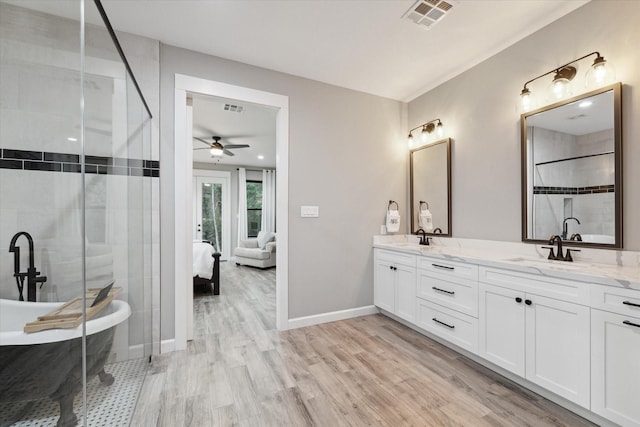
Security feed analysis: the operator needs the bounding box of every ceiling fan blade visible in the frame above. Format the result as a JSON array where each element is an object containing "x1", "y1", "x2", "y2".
[
  {"x1": 223, "y1": 144, "x2": 250, "y2": 149},
  {"x1": 223, "y1": 149, "x2": 235, "y2": 156},
  {"x1": 194, "y1": 147, "x2": 211, "y2": 150},
  {"x1": 193, "y1": 136, "x2": 212, "y2": 146}
]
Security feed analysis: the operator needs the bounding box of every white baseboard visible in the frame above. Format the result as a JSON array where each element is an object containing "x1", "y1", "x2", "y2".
[
  {"x1": 287, "y1": 305, "x2": 379, "y2": 330},
  {"x1": 160, "y1": 339, "x2": 175, "y2": 353}
]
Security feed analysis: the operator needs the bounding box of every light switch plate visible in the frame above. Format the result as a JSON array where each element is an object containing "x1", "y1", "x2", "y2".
[{"x1": 301, "y1": 205, "x2": 319, "y2": 217}]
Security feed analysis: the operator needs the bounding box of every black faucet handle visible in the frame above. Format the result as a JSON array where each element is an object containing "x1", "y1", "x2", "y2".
[
  {"x1": 564, "y1": 248, "x2": 581, "y2": 262},
  {"x1": 541, "y1": 246, "x2": 555, "y2": 260}
]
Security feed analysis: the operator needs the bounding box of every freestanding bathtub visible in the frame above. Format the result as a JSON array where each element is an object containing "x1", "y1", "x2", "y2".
[{"x1": 0, "y1": 298, "x2": 131, "y2": 427}]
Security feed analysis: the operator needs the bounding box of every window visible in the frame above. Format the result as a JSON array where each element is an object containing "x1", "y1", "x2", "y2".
[{"x1": 246, "y1": 180, "x2": 262, "y2": 238}]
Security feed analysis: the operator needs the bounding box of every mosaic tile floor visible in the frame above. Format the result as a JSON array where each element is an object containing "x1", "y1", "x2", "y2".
[{"x1": 1, "y1": 358, "x2": 148, "y2": 427}]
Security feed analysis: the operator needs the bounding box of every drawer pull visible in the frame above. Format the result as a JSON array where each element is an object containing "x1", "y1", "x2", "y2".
[
  {"x1": 623, "y1": 300, "x2": 640, "y2": 308},
  {"x1": 432, "y1": 263, "x2": 454, "y2": 271},
  {"x1": 623, "y1": 320, "x2": 640, "y2": 328},
  {"x1": 432, "y1": 318, "x2": 455, "y2": 329},
  {"x1": 432, "y1": 286, "x2": 455, "y2": 295}
]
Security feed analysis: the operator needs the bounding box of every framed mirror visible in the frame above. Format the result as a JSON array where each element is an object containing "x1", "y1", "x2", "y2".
[
  {"x1": 521, "y1": 83, "x2": 622, "y2": 248},
  {"x1": 410, "y1": 138, "x2": 451, "y2": 236}
]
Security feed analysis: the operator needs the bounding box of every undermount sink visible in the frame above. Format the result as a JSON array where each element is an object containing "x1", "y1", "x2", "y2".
[{"x1": 503, "y1": 256, "x2": 590, "y2": 271}]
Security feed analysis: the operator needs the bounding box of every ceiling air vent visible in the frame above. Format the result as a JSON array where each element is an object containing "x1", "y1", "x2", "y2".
[
  {"x1": 403, "y1": 0, "x2": 455, "y2": 30},
  {"x1": 223, "y1": 104, "x2": 244, "y2": 113}
]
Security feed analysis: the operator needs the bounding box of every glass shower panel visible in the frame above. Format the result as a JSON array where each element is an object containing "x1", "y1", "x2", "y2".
[
  {"x1": 0, "y1": 1, "x2": 86, "y2": 426},
  {"x1": 82, "y1": 1, "x2": 154, "y2": 424}
]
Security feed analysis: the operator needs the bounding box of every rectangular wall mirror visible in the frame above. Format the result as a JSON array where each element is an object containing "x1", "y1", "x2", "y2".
[
  {"x1": 410, "y1": 138, "x2": 451, "y2": 236},
  {"x1": 521, "y1": 82, "x2": 622, "y2": 248}
]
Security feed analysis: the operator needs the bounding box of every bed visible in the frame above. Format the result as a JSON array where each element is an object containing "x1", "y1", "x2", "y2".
[{"x1": 193, "y1": 241, "x2": 221, "y2": 295}]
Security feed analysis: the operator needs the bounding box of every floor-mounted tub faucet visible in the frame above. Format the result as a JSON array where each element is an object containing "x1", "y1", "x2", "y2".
[{"x1": 8, "y1": 231, "x2": 47, "y2": 301}]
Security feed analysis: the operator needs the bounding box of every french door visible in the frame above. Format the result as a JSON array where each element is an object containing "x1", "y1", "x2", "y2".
[{"x1": 193, "y1": 172, "x2": 231, "y2": 260}]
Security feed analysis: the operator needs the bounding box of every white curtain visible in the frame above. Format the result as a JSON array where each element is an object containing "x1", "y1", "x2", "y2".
[
  {"x1": 237, "y1": 168, "x2": 248, "y2": 245},
  {"x1": 261, "y1": 169, "x2": 276, "y2": 233}
]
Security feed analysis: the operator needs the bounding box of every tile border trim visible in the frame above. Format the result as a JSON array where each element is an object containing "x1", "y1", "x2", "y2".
[{"x1": 0, "y1": 148, "x2": 159, "y2": 177}]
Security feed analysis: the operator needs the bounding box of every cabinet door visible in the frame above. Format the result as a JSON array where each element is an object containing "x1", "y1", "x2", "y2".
[
  {"x1": 374, "y1": 260, "x2": 395, "y2": 313},
  {"x1": 592, "y1": 309, "x2": 640, "y2": 426},
  {"x1": 525, "y1": 294, "x2": 590, "y2": 408},
  {"x1": 395, "y1": 264, "x2": 416, "y2": 323},
  {"x1": 479, "y1": 283, "x2": 525, "y2": 376}
]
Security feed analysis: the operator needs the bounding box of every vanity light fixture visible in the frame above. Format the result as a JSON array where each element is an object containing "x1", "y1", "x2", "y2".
[
  {"x1": 519, "y1": 51, "x2": 615, "y2": 111},
  {"x1": 67, "y1": 137, "x2": 78, "y2": 142},
  {"x1": 407, "y1": 119, "x2": 444, "y2": 147}
]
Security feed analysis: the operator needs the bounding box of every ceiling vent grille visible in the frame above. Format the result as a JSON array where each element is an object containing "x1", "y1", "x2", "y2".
[
  {"x1": 223, "y1": 104, "x2": 244, "y2": 113},
  {"x1": 403, "y1": 0, "x2": 455, "y2": 30}
]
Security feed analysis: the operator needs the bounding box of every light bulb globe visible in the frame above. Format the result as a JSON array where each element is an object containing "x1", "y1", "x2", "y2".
[{"x1": 585, "y1": 56, "x2": 615, "y2": 89}]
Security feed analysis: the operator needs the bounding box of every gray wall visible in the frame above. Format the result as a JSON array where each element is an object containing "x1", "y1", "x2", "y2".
[
  {"x1": 160, "y1": 45, "x2": 406, "y2": 338},
  {"x1": 408, "y1": 0, "x2": 640, "y2": 249}
]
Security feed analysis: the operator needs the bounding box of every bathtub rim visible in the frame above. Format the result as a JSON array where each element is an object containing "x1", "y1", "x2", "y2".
[{"x1": 0, "y1": 299, "x2": 131, "y2": 346}]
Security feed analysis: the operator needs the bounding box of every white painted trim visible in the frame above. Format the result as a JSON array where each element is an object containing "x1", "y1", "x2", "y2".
[
  {"x1": 160, "y1": 339, "x2": 176, "y2": 354},
  {"x1": 174, "y1": 87, "x2": 189, "y2": 351},
  {"x1": 287, "y1": 305, "x2": 379, "y2": 330},
  {"x1": 174, "y1": 74, "x2": 290, "y2": 352}
]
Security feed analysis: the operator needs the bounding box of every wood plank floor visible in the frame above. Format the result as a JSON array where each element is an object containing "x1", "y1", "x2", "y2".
[{"x1": 131, "y1": 262, "x2": 593, "y2": 426}]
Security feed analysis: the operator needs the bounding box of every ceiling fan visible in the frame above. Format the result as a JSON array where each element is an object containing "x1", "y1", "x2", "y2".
[{"x1": 193, "y1": 136, "x2": 250, "y2": 157}]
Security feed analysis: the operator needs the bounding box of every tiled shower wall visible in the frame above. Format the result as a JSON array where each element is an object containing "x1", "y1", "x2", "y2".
[
  {"x1": 0, "y1": 2, "x2": 160, "y2": 361},
  {"x1": 532, "y1": 127, "x2": 614, "y2": 239}
]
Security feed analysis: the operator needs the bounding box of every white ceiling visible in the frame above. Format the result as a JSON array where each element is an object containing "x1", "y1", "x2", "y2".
[
  {"x1": 100, "y1": 0, "x2": 589, "y2": 102},
  {"x1": 191, "y1": 93, "x2": 277, "y2": 168},
  {"x1": 5, "y1": 0, "x2": 591, "y2": 166}
]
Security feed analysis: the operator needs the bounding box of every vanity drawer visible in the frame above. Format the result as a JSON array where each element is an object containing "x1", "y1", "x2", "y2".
[
  {"x1": 591, "y1": 284, "x2": 640, "y2": 319},
  {"x1": 417, "y1": 270, "x2": 478, "y2": 317},
  {"x1": 479, "y1": 266, "x2": 590, "y2": 306},
  {"x1": 375, "y1": 248, "x2": 416, "y2": 268},
  {"x1": 417, "y1": 299, "x2": 478, "y2": 354},
  {"x1": 418, "y1": 256, "x2": 478, "y2": 281}
]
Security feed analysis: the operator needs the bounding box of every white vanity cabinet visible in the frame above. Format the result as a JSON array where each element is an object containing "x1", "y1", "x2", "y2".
[
  {"x1": 416, "y1": 257, "x2": 479, "y2": 352},
  {"x1": 479, "y1": 267, "x2": 591, "y2": 408},
  {"x1": 591, "y1": 285, "x2": 640, "y2": 427},
  {"x1": 373, "y1": 249, "x2": 416, "y2": 323}
]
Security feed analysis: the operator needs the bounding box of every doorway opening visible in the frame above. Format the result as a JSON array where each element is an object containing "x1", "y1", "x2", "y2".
[{"x1": 173, "y1": 75, "x2": 289, "y2": 350}]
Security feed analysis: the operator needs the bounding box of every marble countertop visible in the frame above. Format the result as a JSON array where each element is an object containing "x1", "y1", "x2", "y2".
[{"x1": 373, "y1": 236, "x2": 640, "y2": 291}]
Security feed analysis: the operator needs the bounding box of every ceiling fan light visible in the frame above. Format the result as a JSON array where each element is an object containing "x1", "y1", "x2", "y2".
[{"x1": 210, "y1": 147, "x2": 224, "y2": 156}]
